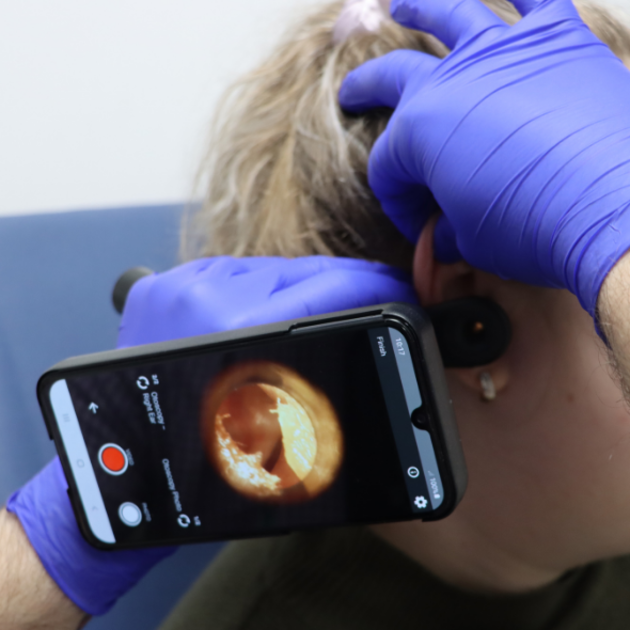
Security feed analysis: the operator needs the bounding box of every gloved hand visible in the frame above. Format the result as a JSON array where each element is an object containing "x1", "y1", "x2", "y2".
[
  {"x1": 6, "y1": 458, "x2": 173, "y2": 616},
  {"x1": 339, "y1": 0, "x2": 630, "y2": 317},
  {"x1": 8, "y1": 255, "x2": 415, "y2": 616},
  {"x1": 118, "y1": 255, "x2": 417, "y2": 347}
]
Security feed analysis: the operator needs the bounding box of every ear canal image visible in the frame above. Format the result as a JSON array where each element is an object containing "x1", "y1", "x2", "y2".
[{"x1": 201, "y1": 361, "x2": 344, "y2": 503}]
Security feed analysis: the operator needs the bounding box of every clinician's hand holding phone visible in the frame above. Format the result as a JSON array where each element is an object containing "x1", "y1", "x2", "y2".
[
  {"x1": 37, "y1": 257, "x2": 470, "y2": 550},
  {"x1": 8, "y1": 256, "x2": 429, "y2": 614}
]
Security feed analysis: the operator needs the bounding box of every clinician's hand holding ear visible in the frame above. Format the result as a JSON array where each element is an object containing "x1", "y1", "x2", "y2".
[
  {"x1": 339, "y1": 0, "x2": 630, "y2": 317},
  {"x1": 7, "y1": 255, "x2": 416, "y2": 617}
]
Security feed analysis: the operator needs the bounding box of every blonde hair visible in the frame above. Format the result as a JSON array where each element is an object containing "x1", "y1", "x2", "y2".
[{"x1": 182, "y1": 0, "x2": 630, "y2": 269}]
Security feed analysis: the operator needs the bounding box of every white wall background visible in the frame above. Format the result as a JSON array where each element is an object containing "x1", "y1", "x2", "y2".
[
  {"x1": 0, "y1": 0, "x2": 316, "y2": 216},
  {"x1": 1, "y1": 0, "x2": 628, "y2": 217}
]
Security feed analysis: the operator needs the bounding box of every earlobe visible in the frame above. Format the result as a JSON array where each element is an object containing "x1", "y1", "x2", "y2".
[{"x1": 452, "y1": 365, "x2": 510, "y2": 401}]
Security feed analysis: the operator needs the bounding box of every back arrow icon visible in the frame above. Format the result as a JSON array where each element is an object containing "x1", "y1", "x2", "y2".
[{"x1": 88, "y1": 403, "x2": 99, "y2": 414}]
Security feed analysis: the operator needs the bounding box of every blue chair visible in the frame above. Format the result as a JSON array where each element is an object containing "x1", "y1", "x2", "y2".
[{"x1": 0, "y1": 204, "x2": 223, "y2": 629}]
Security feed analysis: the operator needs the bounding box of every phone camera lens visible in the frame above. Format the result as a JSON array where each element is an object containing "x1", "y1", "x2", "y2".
[{"x1": 411, "y1": 408, "x2": 428, "y2": 430}]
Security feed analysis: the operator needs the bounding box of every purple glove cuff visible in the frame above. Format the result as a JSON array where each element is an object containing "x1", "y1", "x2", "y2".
[{"x1": 568, "y1": 207, "x2": 630, "y2": 319}]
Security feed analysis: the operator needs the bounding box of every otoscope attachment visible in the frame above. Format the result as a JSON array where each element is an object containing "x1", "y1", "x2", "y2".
[
  {"x1": 112, "y1": 267, "x2": 154, "y2": 314},
  {"x1": 112, "y1": 268, "x2": 511, "y2": 368},
  {"x1": 425, "y1": 298, "x2": 511, "y2": 368}
]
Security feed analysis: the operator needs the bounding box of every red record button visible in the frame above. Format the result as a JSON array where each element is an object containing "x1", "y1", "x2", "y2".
[{"x1": 98, "y1": 443, "x2": 128, "y2": 476}]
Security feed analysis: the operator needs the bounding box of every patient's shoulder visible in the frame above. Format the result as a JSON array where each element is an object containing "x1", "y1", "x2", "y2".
[
  {"x1": 157, "y1": 527, "x2": 418, "y2": 630},
  {"x1": 158, "y1": 530, "x2": 630, "y2": 630}
]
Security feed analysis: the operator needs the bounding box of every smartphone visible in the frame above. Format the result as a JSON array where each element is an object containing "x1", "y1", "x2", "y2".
[{"x1": 38, "y1": 303, "x2": 466, "y2": 549}]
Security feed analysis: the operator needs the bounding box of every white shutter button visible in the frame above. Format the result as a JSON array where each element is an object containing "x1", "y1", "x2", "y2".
[{"x1": 118, "y1": 502, "x2": 142, "y2": 527}]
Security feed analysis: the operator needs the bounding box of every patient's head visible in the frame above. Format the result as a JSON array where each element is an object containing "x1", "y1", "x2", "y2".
[
  {"x1": 186, "y1": 0, "x2": 630, "y2": 591},
  {"x1": 183, "y1": 0, "x2": 441, "y2": 268},
  {"x1": 183, "y1": 0, "x2": 630, "y2": 268}
]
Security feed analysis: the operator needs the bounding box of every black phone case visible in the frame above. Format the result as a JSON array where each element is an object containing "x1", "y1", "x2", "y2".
[{"x1": 37, "y1": 302, "x2": 467, "y2": 548}]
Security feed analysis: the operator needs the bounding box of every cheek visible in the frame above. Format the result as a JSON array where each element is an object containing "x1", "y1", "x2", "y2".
[
  {"x1": 451, "y1": 290, "x2": 630, "y2": 516},
  {"x1": 442, "y1": 291, "x2": 585, "y2": 499},
  {"x1": 438, "y1": 288, "x2": 630, "y2": 558},
  {"x1": 448, "y1": 288, "x2": 558, "y2": 431}
]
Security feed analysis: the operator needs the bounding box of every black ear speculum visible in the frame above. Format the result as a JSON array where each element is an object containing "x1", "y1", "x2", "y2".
[{"x1": 426, "y1": 298, "x2": 512, "y2": 368}]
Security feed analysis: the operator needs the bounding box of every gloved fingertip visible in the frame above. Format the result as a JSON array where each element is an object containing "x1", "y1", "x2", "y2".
[
  {"x1": 389, "y1": 0, "x2": 416, "y2": 28},
  {"x1": 383, "y1": 205, "x2": 426, "y2": 244},
  {"x1": 433, "y1": 214, "x2": 463, "y2": 264},
  {"x1": 338, "y1": 73, "x2": 363, "y2": 113},
  {"x1": 375, "y1": 265, "x2": 415, "y2": 289},
  {"x1": 373, "y1": 264, "x2": 414, "y2": 283}
]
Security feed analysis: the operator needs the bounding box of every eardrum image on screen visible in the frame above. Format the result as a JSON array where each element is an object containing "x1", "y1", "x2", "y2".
[{"x1": 201, "y1": 361, "x2": 344, "y2": 504}]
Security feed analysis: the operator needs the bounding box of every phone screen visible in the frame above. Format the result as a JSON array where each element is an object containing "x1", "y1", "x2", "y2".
[{"x1": 46, "y1": 324, "x2": 445, "y2": 546}]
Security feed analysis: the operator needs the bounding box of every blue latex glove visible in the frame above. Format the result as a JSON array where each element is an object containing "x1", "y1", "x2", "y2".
[
  {"x1": 6, "y1": 459, "x2": 173, "y2": 616},
  {"x1": 8, "y1": 255, "x2": 415, "y2": 616},
  {"x1": 118, "y1": 255, "x2": 418, "y2": 347},
  {"x1": 339, "y1": 0, "x2": 630, "y2": 317}
]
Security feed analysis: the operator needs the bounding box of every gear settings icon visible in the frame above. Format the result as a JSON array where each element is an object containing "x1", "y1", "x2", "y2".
[{"x1": 414, "y1": 495, "x2": 428, "y2": 509}]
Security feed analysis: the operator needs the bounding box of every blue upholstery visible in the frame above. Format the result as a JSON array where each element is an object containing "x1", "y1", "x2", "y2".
[{"x1": 0, "y1": 205, "x2": 223, "y2": 629}]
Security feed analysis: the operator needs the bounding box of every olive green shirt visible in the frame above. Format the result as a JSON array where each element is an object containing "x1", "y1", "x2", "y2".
[{"x1": 159, "y1": 528, "x2": 630, "y2": 629}]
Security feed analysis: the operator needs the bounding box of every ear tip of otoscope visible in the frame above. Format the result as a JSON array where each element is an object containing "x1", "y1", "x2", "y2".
[{"x1": 112, "y1": 266, "x2": 154, "y2": 314}]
